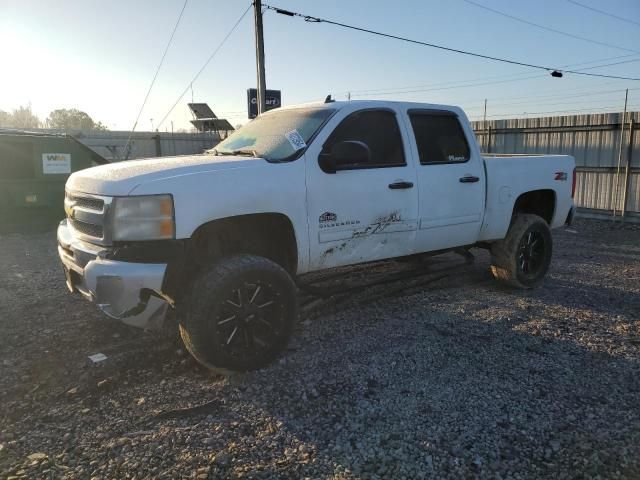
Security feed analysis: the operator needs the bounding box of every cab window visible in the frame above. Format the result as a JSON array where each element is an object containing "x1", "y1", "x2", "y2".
[
  {"x1": 322, "y1": 110, "x2": 406, "y2": 169},
  {"x1": 409, "y1": 112, "x2": 470, "y2": 165}
]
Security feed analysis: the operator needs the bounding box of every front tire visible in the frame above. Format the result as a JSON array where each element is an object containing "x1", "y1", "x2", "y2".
[
  {"x1": 179, "y1": 255, "x2": 298, "y2": 373},
  {"x1": 490, "y1": 214, "x2": 553, "y2": 289}
]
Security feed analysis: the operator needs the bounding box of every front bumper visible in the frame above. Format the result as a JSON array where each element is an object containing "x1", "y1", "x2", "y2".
[{"x1": 57, "y1": 220, "x2": 169, "y2": 329}]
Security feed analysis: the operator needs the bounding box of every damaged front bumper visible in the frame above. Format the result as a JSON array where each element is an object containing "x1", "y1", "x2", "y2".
[{"x1": 57, "y1": 220, "x2": 169, "y2": 329}]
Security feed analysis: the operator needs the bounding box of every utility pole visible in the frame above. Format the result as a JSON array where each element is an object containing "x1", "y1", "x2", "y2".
[
  {"x1": 254, "y1": 0, "x2": 267, "y2": 115},
  {"x1": 621, "y1": 118, "x2": 634, "y2": 222},
  {"x1": 483, "y1": 99, "x2": 488, "y2": 151},
  {"x1": 613, "y1": 88, "x2": 628, "y2": 217}
]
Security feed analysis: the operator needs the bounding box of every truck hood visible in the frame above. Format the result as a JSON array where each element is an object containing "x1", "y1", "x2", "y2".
[{"x1": 66, "y1": 154, "x2": 263, "y2": 196}]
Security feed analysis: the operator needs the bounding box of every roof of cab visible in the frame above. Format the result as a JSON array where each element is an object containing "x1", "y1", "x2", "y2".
[{"x1": 272, "y1": 99, "x2": 465, "y2": 117}]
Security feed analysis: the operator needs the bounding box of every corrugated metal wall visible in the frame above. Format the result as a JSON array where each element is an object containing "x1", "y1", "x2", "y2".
[
  {"x1": 472, "y1": 112, "x2": 640, "y2": 218},
  {"x1": 77, "y1": 130, "x2": 221, "y2": 161},
  {"x1": 23, "y1": 129, "x2": 221, "y2": 162}
]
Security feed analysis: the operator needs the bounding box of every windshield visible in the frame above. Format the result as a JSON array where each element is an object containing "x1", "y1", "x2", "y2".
[{"x1": 211, "y1": 107, "x2": 336, "y2": 162}]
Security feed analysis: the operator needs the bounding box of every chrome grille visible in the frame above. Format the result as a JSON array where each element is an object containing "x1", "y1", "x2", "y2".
[
  {"x1": 66, "y1": 194, "x2": 104, "y2": 212},
  {"x1": 69, "y1": 218, "x2": 104, "y2": 238},
  {"x1": 65, "y1": 191, "x2": 112, "y2": 245}
]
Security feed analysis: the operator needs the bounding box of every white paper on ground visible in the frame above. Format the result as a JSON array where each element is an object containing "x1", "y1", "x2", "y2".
[{"x1": 88, "y1": 353, "x2": 108, "y2": 363}]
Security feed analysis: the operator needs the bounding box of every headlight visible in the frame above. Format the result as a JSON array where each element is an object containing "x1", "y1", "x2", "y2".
[{"x1": 111, "y1": 195, "x2": 175, "y2": 241}]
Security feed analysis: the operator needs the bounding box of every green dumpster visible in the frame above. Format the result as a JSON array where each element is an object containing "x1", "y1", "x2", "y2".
[{"x1": 0, "y1": 130, "x2": 107, "y2": 232}]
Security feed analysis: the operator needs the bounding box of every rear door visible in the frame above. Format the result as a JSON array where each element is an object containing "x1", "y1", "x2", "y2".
[
  {"x1": 406, "y1": 110, "x2": 485, "y2": 253},
  {"x1": 305, "y1": 108, "x2": 419, "y2": 271}
]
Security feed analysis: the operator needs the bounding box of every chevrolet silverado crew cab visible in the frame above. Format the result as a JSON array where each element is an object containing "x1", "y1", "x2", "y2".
[{"x1": 58, "y1": 99, "x2": 575, "y2": 372}]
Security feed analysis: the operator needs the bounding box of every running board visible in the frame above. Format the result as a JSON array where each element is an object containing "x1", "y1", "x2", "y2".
[{"x1": 297, "y1": 248, "x2": 475, "y2": 299}]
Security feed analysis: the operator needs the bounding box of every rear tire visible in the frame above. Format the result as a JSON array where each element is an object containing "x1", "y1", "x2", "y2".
[
  {"x1": 490, "y1": 214, "x2": 552, "y2": 289},
  {"x1": 179, "y1": 254, "x2": 298, "y2": 374}
]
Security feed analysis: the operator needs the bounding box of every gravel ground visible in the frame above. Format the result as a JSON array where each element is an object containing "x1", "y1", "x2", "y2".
[{"x1": 0, "y1": 218, "x2": 639, "y2": 479}]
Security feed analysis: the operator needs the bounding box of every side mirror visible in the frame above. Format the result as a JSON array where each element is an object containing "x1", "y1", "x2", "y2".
[{"x1": 318, "y1": 140, "x2": 371, "y2": 174}]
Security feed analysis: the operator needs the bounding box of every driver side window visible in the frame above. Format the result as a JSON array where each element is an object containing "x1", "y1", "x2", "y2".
[{"x1": 322, "y1": 110, "x2": 406, "y2": 169}]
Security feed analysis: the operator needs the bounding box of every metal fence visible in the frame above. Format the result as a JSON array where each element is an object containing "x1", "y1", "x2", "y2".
[
  {"x1": 24, "y1": 129, "x2": 221, "y2": 162},
  {"x1": 471, "y1": 112, "x2": 640, "y2": 221},
  {"x1": 22, "y1": 118, "x2": 640, "y2": 221}
]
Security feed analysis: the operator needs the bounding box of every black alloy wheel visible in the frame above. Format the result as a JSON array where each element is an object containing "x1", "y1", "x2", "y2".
[
  {"x1": 179, "y1": 254, "x2": 298, "y2": 373},
  {"x1": 490, "y1": 214, "x2": 553, "y2": 289},
  {"x1": 517, "y1": 230, "x2": 546, "y2": 276},
  {"x1": 215, "y1": 281, "x2": 286, "y2": 362}
]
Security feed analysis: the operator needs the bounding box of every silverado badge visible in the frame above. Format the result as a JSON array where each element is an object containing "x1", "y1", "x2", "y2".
[{"x1": 319, "y1": 212, "x2": 337, "y2": 223}]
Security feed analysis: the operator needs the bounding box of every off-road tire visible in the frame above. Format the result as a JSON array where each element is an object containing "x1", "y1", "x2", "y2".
[
  {"x1": 179, "y1": 254, "x2": 298, "y2": 374},
  {"x1": 490, "y1": 214, "x2": 552, "y2": 289}
]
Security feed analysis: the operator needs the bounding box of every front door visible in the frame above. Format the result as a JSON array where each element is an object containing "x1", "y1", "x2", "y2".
[{"x1": 305, "y1": 108, "x2": 419, "y2": 271}]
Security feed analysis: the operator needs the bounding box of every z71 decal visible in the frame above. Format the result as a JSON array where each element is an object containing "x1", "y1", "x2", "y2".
[{"x1": 555, "y1": 172, "x2": 568, "y2": 181}]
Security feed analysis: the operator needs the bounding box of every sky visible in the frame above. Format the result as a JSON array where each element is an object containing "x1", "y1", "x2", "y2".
[{"x1": 1, "y1": 0, "x2": 639, "y2": 131}]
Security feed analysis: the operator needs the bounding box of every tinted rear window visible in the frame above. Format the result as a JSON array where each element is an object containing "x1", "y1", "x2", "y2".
[{"x1": 409, "y1": 113, "x2": 470, "y2": 165}]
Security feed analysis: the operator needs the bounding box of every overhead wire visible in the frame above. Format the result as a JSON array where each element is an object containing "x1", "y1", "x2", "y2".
[
  {"x1": 123, "y1": 0, "x2": 188, "y2": 156},
  {"x1": 566, "y1": 0, "x2": 640, "y2": 28},
  {"x1": 464, "y1": 94, "x2": 633, "y2": 111},
  {"x1": 461, "y1": 87, "x2": 639, "y2": 110},
  {"x1": 482, "y1": 103, "x2": 640, "y2": 119},
  {"x1": 461, "y1": 0, "x2": 639, "y2": 54},
  {"x1": 348, "y1": 57, "x2": 640, "y2": 98},
  {"x1": 344, "y1": 53, "x2": 640, "y2": 96},
  {"x1": 264, "y1": 3, "x2": 640, "y2": 81},
  {"x1": 156, "y1": 3, "x2": 252, "y2": 130},
  {"x1": 459, "y1": 84, "x2": 640, "y2": 106},
  {"x1": 350, "y1": 62, "x2": 640, "y2": 98}
]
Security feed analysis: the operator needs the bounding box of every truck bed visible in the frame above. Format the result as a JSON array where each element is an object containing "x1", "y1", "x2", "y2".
[{"x1": 479, "y1": 154, "x2": 575, "y2": 241}]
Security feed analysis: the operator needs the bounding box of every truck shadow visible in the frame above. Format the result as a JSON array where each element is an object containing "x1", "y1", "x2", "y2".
[
  {"x1": 178, "y1": 284, "x2": 640, "y2": 478},
  {"x1": 116, "y1": 267, "x2": 638, "y2": 478},
  {"x1": 3, "y1": 231, "x2": 639, "y2": 478}
]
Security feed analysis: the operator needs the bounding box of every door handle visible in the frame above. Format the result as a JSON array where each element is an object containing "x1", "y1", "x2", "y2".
[
  {"x1": 388, "y1": 181, "x2": 414, "y2": 190},
  {"x1": 459, "y1": 175, "x2": 480, "y2": 183}
]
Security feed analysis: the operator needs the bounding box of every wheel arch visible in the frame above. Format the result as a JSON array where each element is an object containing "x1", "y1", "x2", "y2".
[
  {"x1": 512, "y1": 189, "x2": 556, "y2": 224},
  {"x1": 188, "y1": 212, "x2": 299, "y2": 275}
]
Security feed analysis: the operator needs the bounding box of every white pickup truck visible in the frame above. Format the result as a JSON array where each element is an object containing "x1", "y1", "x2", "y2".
[{"x1": 58, "y1": 99, "x2": 575, "y2": 372}]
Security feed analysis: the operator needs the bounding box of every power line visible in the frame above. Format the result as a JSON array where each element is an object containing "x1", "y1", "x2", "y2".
[
  {"x1": 349, "y1": 56, "x2": 640, "y2": 98},
  {"x1": 461, "y1": 0, "x2": 639, "y2": 54},
  {"x1": 352, "y1": 73, "x2": 546, "y2": 97},
  {"x1": 459, "y1": 83, "x2": 640, "y2": 105},
  {"x1": 346, "y1": 53, "x2": 639, "y2": 96},
  {"x1": 156, "y1": 3, "x2": 252, "y2": 130},
  {"x1": 483, "y1": 104, "x2": 640, "y2": 119},
  {"x1": 462, "y1": 87, "x2": 639, "y2": 110},
  {"x1": 265, "y1": 3, "x2": 640, "y2": 81},
  {"x1": 465, "y1": 94, "x2": 633, "y2": 111},
  {"x1": 352, "y1": 62, "x2": 640, "y2": 98},
  {"x1": 123, "y1": 0, "x2": 188, "y2": 157},
  {"x1": 575, "y1": 58, "x2": 640, "y2": 71},
  {"x1": 566, "y1": 0, "x2": 640, "y2": 28}
]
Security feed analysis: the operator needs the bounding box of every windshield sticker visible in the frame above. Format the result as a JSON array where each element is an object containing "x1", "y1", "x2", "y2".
[{"x1": 285, "y1": 130, "x2": 307, "y2": 151}]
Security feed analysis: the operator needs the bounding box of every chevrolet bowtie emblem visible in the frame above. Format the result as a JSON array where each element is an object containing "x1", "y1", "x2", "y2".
[{"x1": 64, "y1": 200, "x2": 76, "y2": 218}]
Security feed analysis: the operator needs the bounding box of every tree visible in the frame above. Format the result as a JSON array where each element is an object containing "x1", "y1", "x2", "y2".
[
  {"x1": 46, "y1": 108, "x2": 107, "y2": 131},
  {"x1": 0, "y1": 110, "x2": 11, "y2": 127},
  {"x1": 9, "y1": 105, "x2": 40, "y2": 129}
]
